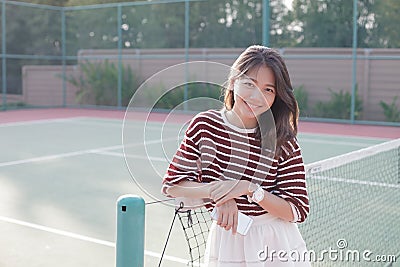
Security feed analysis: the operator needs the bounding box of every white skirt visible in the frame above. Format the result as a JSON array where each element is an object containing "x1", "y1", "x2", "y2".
[{"x1": 204, "y1": 213, "x2": 311, "y2": 267}]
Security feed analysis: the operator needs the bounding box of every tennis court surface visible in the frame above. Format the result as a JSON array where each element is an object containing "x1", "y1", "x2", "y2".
[{"x1": 0, "y1": 108, "x2": 399, "y2": 267}]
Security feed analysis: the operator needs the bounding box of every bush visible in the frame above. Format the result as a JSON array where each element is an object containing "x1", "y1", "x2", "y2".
[
  {"x1": 293, "y1": 85, "x2": 309, "y2": 116},
  {"x1": 314, "y1": 87, "x2": 363, "y2": 120},
  {"x1": 380, "y1": 96, "x2": 400, "y2": 122},
  {"x1": 152, "y1": 82, "x2": 223, "y2": 111},
  {"x1": 66, "y1": 60, "x2": 139, "y2": 106},
  {"x1": 0, "y1": 102, "x2": 26, "y2": 110}
]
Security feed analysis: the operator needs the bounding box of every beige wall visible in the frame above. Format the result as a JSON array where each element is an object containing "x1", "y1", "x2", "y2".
[
  {"x1": 21, "y1": 48, "x2": 400, "y2": 121},
  {"x1": 22, "y1": 65, "x2": 79, "y2": 106},
  {"x1": 3, "y1": 94, "x2": 24, "y2": 104}
]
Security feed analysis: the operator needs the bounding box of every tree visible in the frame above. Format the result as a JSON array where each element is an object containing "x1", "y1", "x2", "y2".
[
  {"x1": 187, "y1": 0, "x2": 293, "y2": 48},
  {"x1": 2, "y1": 2, "x2": 62, "y2": 93},
  {"x1": 11, "y1": 0, "x2": 134, "y2": 6},
  {"x1": 269, "y1": 0, "x2": 297, "y2": 47},
  {"x1": 368, "y1": 0, "x2": 400, "y2": 48},
  {"x1": 290, "y1": 0, "x2": 375, "y2": 47},
  {"x1": 122, "y1": 3, "x2": 186, "y2": 49}
]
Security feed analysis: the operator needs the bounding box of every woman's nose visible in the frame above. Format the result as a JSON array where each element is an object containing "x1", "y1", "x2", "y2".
[{"x1": 249, "y1": 86, "x2": 262, "y2": 99}]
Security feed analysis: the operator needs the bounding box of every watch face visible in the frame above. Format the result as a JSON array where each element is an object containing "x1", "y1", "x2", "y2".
[{"x1": 253, "y1": 188, "x2": 264, "y2": 203}]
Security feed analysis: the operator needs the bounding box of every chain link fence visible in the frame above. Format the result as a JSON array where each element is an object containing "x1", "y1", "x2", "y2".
[{"x1": 1, "y1": 0, "x2": 399, "y2": 125}]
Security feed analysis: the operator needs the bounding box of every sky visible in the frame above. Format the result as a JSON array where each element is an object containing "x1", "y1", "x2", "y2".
[{"x1": 284, "y1": 0, "x2": 294, "y2": 10}]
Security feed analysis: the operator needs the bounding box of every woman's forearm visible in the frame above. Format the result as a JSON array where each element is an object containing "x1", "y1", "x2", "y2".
[
  {"x1": 166, "y1": 180, "x2": 211, "y2": 199},
  {"x1": 167, "y1": 180, "x2": 295, "y2": 222},
  {"x1": 257, "y1": 191, "x2": 294, "y2": 222},
  {"x1": 239, "y1": 181, "x2": 294, "y2": 222}
]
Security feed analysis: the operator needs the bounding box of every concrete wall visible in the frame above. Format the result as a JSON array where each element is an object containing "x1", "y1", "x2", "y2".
[
  {"x1": 22, "y1": 65, "x2": 80, "y2": 106},
  {"x1": 21, "y1": 48, "x2": 400, "y2": 121}
]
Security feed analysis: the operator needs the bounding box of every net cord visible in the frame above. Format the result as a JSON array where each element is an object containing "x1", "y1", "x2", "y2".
[{"x1": 306, "y1": 138, "x2": 400, "y2": 173}]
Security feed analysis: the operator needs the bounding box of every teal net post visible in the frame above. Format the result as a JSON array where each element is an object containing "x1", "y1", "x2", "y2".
[{"x1": 116, "y1": 195, "x2": 145, "y2": 267}]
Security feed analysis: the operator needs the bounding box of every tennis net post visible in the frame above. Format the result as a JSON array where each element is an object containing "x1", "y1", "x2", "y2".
[{"x1": 116, "y1": 195, "x2": 145, "y2": 267}]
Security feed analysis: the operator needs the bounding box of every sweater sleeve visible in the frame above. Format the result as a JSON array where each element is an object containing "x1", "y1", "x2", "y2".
[
  {"x1": 274, "y1": 138, "x2": 309, "y2": 223},
  {"x1": 161, "y1": 117, "x2": 202, "y2": 197}
]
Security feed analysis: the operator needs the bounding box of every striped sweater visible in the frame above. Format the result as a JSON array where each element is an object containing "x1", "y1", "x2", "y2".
[{"x1": 162, "y1": 109, "x2": 309, "y2": 223}]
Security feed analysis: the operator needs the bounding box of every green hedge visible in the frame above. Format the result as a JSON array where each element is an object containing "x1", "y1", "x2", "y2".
[
  {"x1": 314, "y1": 87, "x2": 363, "y2": 120},
  {"x1": 294, "y1": 86, "x2": 365, "y2": 120},
  {"x1": 145, "y1": 82, "x2": 224, "y2": 111},
  {"x1": 380, "y1": 96, "x2": 400, "y2": 122},
  {"x1": 66, "y1": 60, "x2": 139, "y2": 106}
]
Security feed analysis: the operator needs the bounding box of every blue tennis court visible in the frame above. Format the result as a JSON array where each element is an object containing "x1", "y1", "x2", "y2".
[{"x1": 0, "y1": 111, "x2": 398, "y2": 267}]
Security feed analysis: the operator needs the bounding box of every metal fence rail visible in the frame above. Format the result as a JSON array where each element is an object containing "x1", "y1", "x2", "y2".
[{"x1": 1, "y1": 0, "x2": 399, "y2": 126}]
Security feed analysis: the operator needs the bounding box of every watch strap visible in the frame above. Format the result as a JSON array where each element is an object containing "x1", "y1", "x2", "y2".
[{"x1": 247, "y1": 183, "x2": 260, "y2": 203}]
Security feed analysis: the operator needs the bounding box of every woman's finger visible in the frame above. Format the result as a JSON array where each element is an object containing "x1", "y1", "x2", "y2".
[
  {"x1": 219, "y1": 212, "x2": 228, "y2": 228},
  {"x1": 217, "y1": 211, "x2": 223, "y2": 226},
  {"x1": 232, "y1": 212, "x2": 238, "y2": 234},
  {"x1": 225, "y1": 212, "x2": 233, "y2": 231}
]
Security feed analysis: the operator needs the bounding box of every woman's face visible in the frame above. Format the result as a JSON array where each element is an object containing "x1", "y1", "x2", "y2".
[{"x1": 231, "y1": 65, "x2": 276, "y2": 126}]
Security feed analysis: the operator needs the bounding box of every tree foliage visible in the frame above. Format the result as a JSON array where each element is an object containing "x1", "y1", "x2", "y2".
[
  {"x1": 12, "y1": 0, "x2": 134, "y2": 6},
  {"x1": 7, "y1": 0, "x2": 400, "y2": 51},
  {"x1": 3, "y1": 0, "x2": 399, "y2": 97},
  {"x1": 66, "y1": 60, "x2": 139, "y2": 106},
  {"x1": 290, "y1": 0, "x2": 375, "y2": 47},
  {"x1": 368, "y1": 0, "x2": 400, "y2": 48}
]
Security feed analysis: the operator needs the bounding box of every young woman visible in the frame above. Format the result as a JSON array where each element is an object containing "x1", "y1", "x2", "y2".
[{"x1": 162, "y1": 45, "x2": 310, "y2": 266}]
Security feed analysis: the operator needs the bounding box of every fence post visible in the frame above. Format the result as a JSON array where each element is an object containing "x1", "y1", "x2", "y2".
[
  {"x1": 117, "y1": 4, "x2": 123, "y2": 109},
  {"x1": 262, "y1": 0, "x2": 270, "y2": 47},
  {"x1": 61, "y1": 7, "x2": 66, "y2": 107},
  {"x1": 1, "y1": 0, "x2": 7, "y2": 110},
  {"x1": 183, "y1": 0, "x2": 190, "y2": 111},
  {"x1": 350, "y1": 0, "x2": 358, "y2": 123},
  {"x1": 116, "y1": 195, "x2": 145, "y2": 267}
]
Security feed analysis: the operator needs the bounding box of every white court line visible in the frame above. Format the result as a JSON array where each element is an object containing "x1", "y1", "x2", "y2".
[
  {"x1": 0, "y1": 117, "x2": 84, "y2": 127},
  {"x1": 298, "y1": 132, "x2": 391, "y2": 141},
  {"x1": 300, "y1": 138, "x2": 381, "y2": 147},
  {"x1": 0, "y1": 137, "x2": 178, "y2": 168},
  {"x1": 0, "y1": 215, "x2": 192, "y2": 265},
  {"x1": 0, "y1": 215, "x2": 114, "y2": 247},
  {"x1": 96, "y1": 151, "x2": 400, "y2": 189},
  {"x1": 64, "y1": 118, "x2": 181, "y2": 131},
  {"x1": 1, "y1": 117, "x2": 383, "y2": 146},
  {"x1": 94, "y1": 151, "x2": 168, "y2": 162},
  {"x1": 0, "y1": 117, "x2": 178, "y2": 132},
  {"x1": 63, "y1": 119, "x2": 172, "y2": 130},
  {"x1": 0, "y1": 144, "x2": 123, "y2": 168},
  {"x1": 311, "y1": 175, "x2": 400, "y2": 189}
]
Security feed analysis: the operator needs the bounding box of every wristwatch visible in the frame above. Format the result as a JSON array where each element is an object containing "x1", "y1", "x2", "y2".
[{"x1": 247, "y1": 183, "x2": 265, "y2": 203}]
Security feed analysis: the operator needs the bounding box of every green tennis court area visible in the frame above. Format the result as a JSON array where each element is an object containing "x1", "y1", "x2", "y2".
[{"x1": 0, "y1": 109, "x2": 398, "y2": 267}]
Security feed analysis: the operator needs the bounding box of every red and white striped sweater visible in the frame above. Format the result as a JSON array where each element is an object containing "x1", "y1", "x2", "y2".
[{"x1": 162, "y1": 109, "x2": 309, "y2": 223}]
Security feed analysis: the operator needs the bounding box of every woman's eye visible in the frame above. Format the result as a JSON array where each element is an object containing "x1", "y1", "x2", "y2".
[{"x1": 264, "y1": 88, "x2": 274, "y2": 93}]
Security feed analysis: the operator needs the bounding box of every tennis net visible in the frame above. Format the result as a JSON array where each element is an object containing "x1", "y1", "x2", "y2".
[
  {"x1": 300, "y1": 138, "x2": 400, "y2": 266},
  {"x1": 164, "y1": 138, "x2": 400, "y2": 266}
]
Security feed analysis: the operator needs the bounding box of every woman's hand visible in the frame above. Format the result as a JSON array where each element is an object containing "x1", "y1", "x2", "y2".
[
  {"x1": 214, "y1": 199, "x2": 239, "y2": 234},
  {"x1": 209, "y1": 180, "x2": 250, "y2": 206}
]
